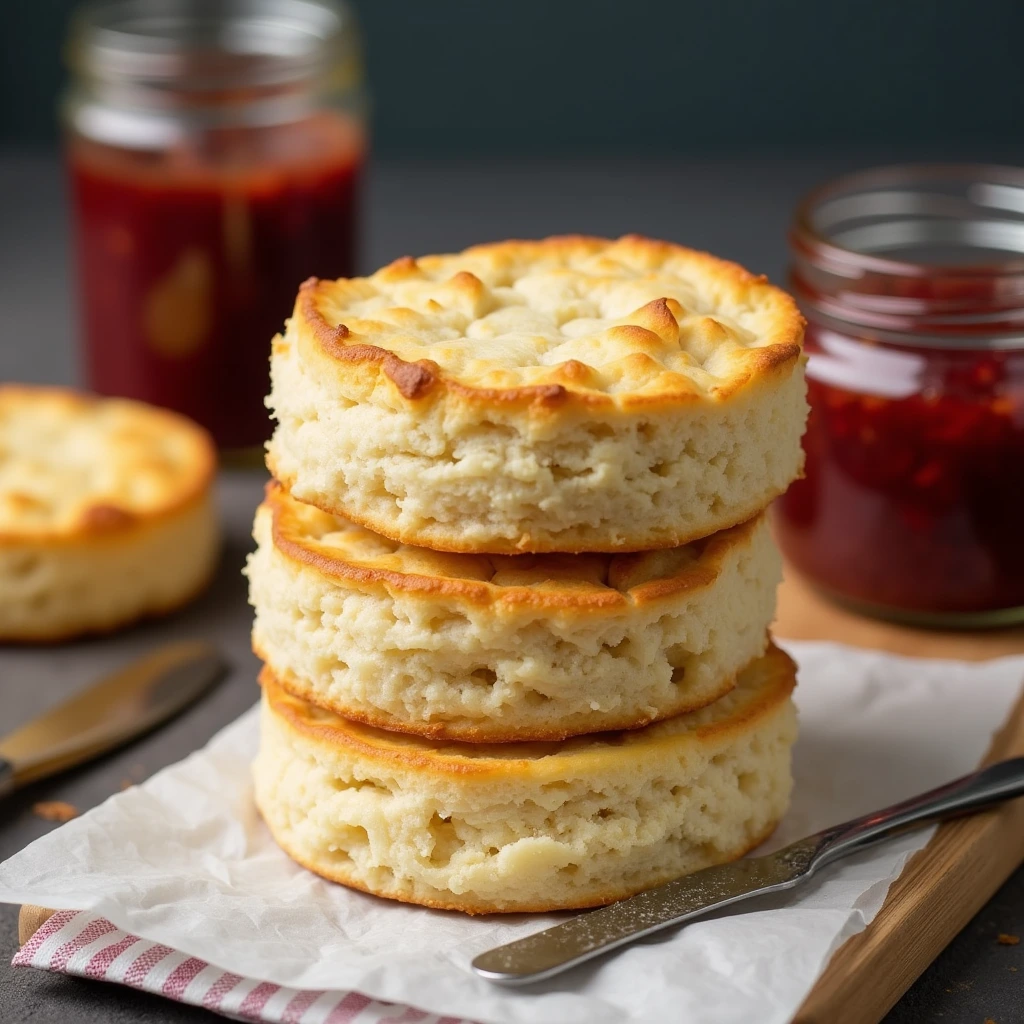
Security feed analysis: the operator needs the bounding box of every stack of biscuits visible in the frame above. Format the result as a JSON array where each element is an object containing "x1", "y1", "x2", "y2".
[{"x1": 249, "y1": 235, "x2": 808, "y2": 914}]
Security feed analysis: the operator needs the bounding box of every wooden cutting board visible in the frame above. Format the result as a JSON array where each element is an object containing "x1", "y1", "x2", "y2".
[
  {"x1": 18, "y1": 566, "x2": 1024, "y2": 1023},
  {"x1": 775, "y1": 566, "x2": 1024, "y2": 662}
]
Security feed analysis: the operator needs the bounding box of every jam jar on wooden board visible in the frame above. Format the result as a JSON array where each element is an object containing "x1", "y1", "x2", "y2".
[
  {"x1": 63, "y1": 0, "x2": 366, "y2": 453},
  {"x1": 776, "y1": 165, "x2": 1024, "y2": 628}
]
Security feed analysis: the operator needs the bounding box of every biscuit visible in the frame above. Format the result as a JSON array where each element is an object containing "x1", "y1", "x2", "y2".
[
  {"x1": 247, "y1": 482, "x2": 779, "y2": 741},
  {"x1": 253, "y1": 643, "x2": 797, "y2": 914},
  {"x1": 0, "y1": 386, "x2": 219, "y2": 641},
  {"x1": 267, "y1": 235, "x2": 806, "y2": 553}
]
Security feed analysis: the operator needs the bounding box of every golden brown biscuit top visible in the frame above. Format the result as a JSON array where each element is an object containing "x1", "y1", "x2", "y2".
[
  {"x1": 264, "y1": 481, "x2": 764, "y2": 610},
  {"x1": 263, "y1": 643, "x2": 796, "y2": 777},
  {"x1": 294, "y1": 235, "x2": 804, "y2": 409},
  {"x1": 0, "y1": 387, "x2": 215, "y2": 540}
]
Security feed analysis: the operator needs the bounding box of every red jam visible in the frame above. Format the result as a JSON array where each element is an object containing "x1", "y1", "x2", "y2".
[
  {"x1": 69, "y1": 112, "x2": 363, "y2": 450},
  {"x1": 775, "y1": 333, "x2": 1024, "y2": 619},
  {"x1": 775, "y1": 165, "x2": 1024, "y2": 626}
]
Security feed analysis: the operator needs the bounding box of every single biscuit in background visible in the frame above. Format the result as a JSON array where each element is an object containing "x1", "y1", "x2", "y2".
[
  {"x1": 267, "y1": 234, "x2": 807, "y2": 554},
  {"x1": 0, "y1": 386, "x2": 220, "y2": 641},
  {"x1": 247, "y1": 481, "x2": 780, "y2": 741},
  {"x1": 253, "y1": 643, "x2": 798, "y2": 914}
]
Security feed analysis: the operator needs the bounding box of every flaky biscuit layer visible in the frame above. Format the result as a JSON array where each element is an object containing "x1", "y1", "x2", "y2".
[
  {"x1": 267, "y1": 235, "x2": 807, "y2": 553},
  {"x1": 248, "y1": 483, "x2": 779, "y2": 740},
  {"x1": 253, "y1": 644, "x2": 798, "y2": 913}
]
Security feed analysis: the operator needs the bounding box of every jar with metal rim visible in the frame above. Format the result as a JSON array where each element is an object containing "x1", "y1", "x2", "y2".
[
  {"x1": 775, "y1": 165, "x2": 1024, "y2": 628},
  {"x1": 64, "y1": 0, "x2": 366, "y2": 453}
]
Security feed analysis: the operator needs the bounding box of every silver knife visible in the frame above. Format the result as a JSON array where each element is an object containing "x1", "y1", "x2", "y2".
[
  {"x1": 0, "y1": 641, "x2": 226, "y2": 799},
  {"x1": 472, "y1": 756, "x2": 1024, "y2": 985}
]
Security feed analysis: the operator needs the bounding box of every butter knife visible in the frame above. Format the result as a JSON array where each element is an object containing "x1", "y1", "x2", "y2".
[
  {"x1": 0, "y1": 641, "x2": 225, "y2": 799},
  {"x1": 472, "y1": 756, "x2": 1024, "y2": 984}
]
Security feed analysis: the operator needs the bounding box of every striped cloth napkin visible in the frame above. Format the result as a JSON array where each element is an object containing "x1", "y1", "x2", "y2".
[{"x1": 14, "y1": 908, "x2": 471, "y2": 1024}]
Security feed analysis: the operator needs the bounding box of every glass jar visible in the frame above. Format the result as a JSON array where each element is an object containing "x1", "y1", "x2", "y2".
[
  {"x1": 775, "y1": 165, "x2": 1024, "y2": 628},
  {"x1": 63, "y1": 0, "x2": 366, "y2": 453}
]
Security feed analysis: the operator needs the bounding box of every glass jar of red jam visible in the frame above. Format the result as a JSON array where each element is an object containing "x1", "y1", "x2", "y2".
[
  {"x1": 63, "y1": 0, "x2": 366, "y2": 453},
  {"x1": 776, "y1": 165, "x2": 1024, "y2": 628}
]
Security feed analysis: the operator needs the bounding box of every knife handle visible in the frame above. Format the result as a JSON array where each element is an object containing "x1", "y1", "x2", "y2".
[{"x1": 810, "y1": 755, "x2": 1024, "y2": 867}]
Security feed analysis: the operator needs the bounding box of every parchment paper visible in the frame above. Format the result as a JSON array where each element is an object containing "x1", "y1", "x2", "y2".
[{"x1": 2, "y1": 640, "x2": 1022, "y2": 1024}]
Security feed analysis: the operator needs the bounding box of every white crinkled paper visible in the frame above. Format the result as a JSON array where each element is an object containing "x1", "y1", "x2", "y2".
[{"x1": 1, "y1": 640, "x2": 1022, "y2": 1024}]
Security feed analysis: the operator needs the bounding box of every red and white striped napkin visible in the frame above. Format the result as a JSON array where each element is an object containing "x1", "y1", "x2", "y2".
[{"x1": 14, "y1": 908, "x2": 472, "y2": 1023}]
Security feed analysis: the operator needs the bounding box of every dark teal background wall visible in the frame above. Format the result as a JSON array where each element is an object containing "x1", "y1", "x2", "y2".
[{"x1": 2, "y1": 0, "x2": 1022, "y2": 156}]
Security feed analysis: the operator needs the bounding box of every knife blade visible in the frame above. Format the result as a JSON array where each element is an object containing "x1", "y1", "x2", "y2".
[
  {"x1": 0, "y1": 641, "x2": 226, "y2": 798},
  {"x1": 472, "y1": 755, "x2": 1024, "y2": 984}
]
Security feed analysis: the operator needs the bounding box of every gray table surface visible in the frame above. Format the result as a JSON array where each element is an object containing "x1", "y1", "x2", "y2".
[{"x1": 1, "y1": 148, "x2": 1022, "y2": 1024}]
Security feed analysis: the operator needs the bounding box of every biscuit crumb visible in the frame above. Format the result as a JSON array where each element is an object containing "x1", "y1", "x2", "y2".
[
  {"x1": 32, "y1": 801, "x2": 79, "y2": 822},
  {"x1": 997, "y1": 933, "x2": 1020, "y2": 945}
]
